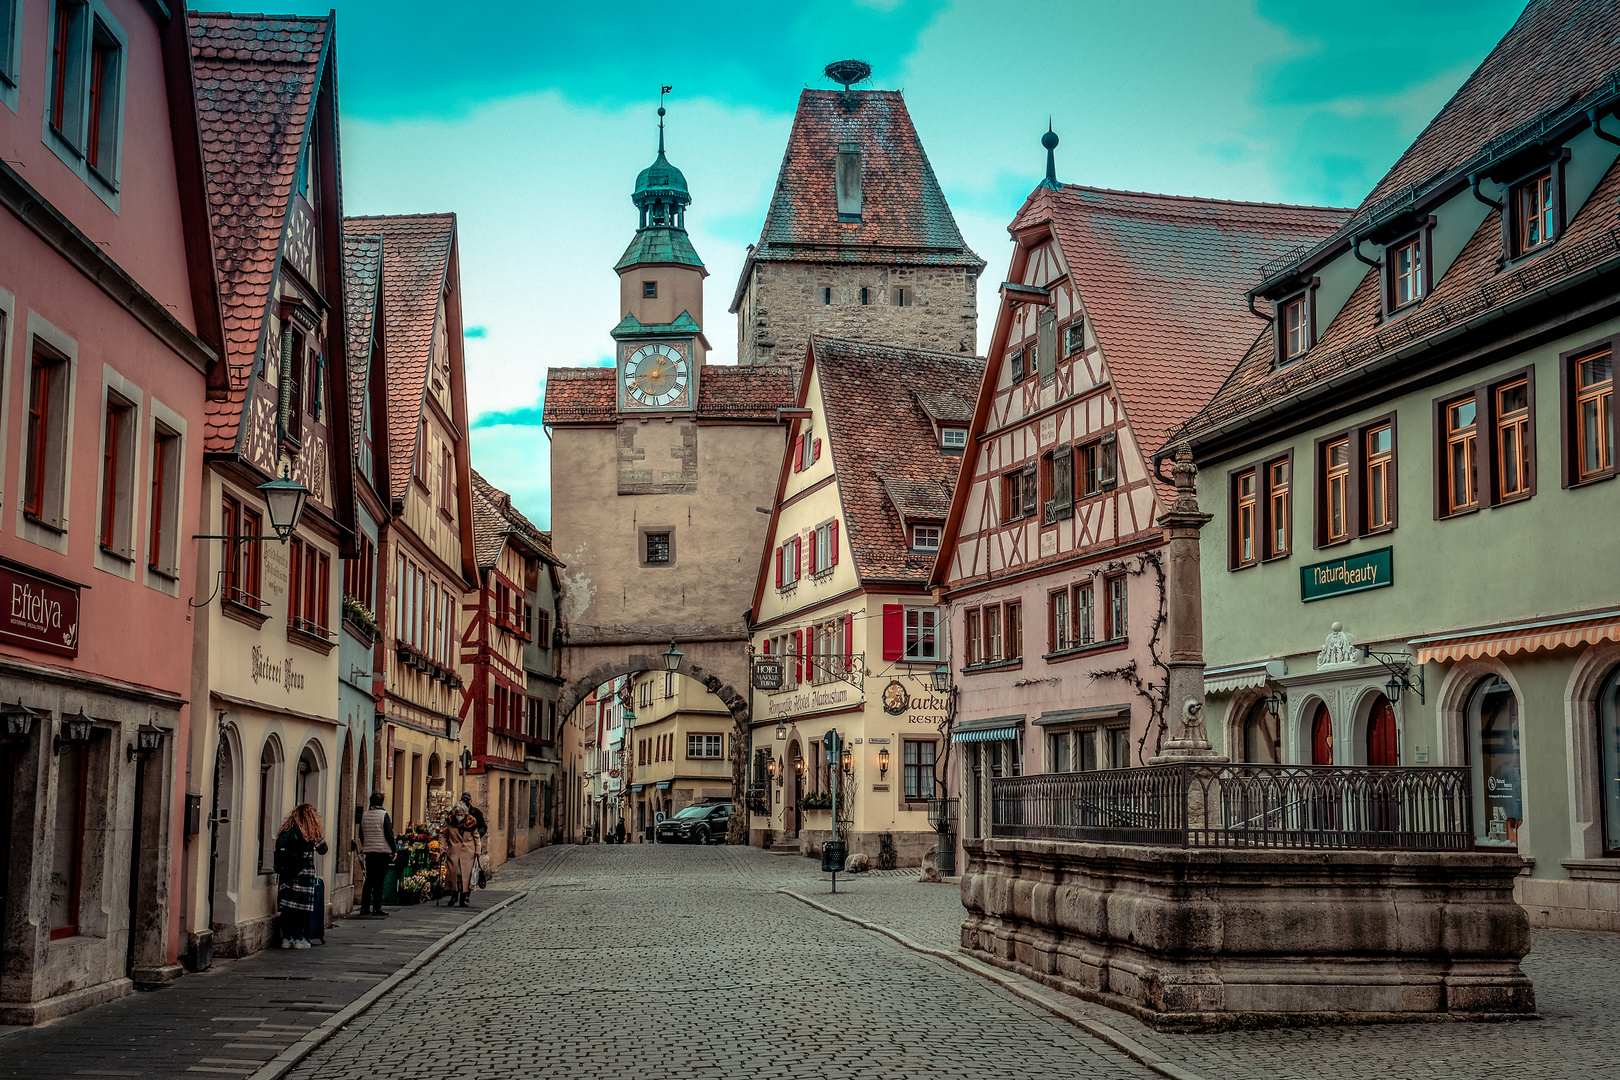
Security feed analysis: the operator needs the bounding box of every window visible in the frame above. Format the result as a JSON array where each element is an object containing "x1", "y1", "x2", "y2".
[
  {"x1": 343, "y1": 533, "x2": 376, "y2": 612},
  {"x1": 49, "y1": 740, "x2": 87, "y2": 938},
  {"x1": 1513, "y1": 170, "x2": 1555, "y2": 256},
  {"x1": 1043, "y1": 445, "x2": 1072, "y2": 522},
  {"x1": 812, "y1": 519, "x2": 838, "y2": 573},
  {"x1": 1468, "y1": 676, "x2": 1521, "y2": 847},
  {"x1": 912, "y1": 525, "x2": 940, "y2": 551},
  {"x1": 288, "y1": 537, "x2": 331, "y2": 638},
  {"x1": 99, "y1": 393, "x2": 135, "y2": 556},
  {"x1": 1065, "y1": 320, "x2": 1085, "y2": 355},
  {"x1": 1, "y1": 0, "x2": 19, "y2": 88},
  {"x1": 1496, "y1": 380, "x2": 1530, "y2": 501},
  {"x1": 1106, "y1": 727, "x2": 1132, "y2": 769},
  {"x1": 84, "y1": 24, "x2": 120, "y2": 176},
  {"x1": 1075, "y1": 582, "x2": 1095, "y2": 646},
  {"x1": 1390, "y1": 236, "x2": 1424, "y2": 309},
  {"x1": 257, "y1": 740, "x2": 282, "y2": 876},
  {"x1": 1598, "y1": 667, "x2": 1620, "y2": 855},
  {"x1": 1049, "y1": 730, "x2": 1072, "y2": 772},
  {"x1": 1267, "y1": 459, "x2": 1291, "y2": 557},
  {"x1": 892, "y1": 287, "x2": 908, "y2": 307},
  {"x1": 1002, "y1": 464, "x2": 1037, "y2": 521},
  {"x1": 642, "y1": 281, "x2": 657, "y2": 299},
  {"x1": 1444, "y1": 397, "x2": 1479, "y2": 512},
  {"x1": 1234, "y1": 468, "x2": 1257, "y2": 567},
  {"x1": 964, "y1": 609, "x2": 981, "y2": 666},
  {"x1": 985, "y1": 606, "x2": 1002, "y2": 663},
  {"x1": 1228, "y1": 454, "x2": 1293, "y2": 567},
  {"x1": 1078, "y1": 436, "x2": 1117, "y2": 497},
  {"x1": 148, "y1": 424, "x2": 180, "y2": 575},
  {"x1": 1364, "y1": 423, "x2": 1394, "y2": 532},
  {"x1": 1009, "y1": 348, "x2": 1026, "y2": 383},
  {"x1": 25, "y1": 346, "x2": 70, "y2": 528},
  {"x1": 1005, "y1": 601, "x2": 1021, "y2": 660},
  {"x1": 282, "y1": 329, "x2": 305, "y2": 444},
  {"x1": 439, "y1": 447, "x2": 454, "y2": 512},
  {"x1": 860, "y1": 287, "x2": 870, "y2": 305},
  {"x1": 49, "y1": 1, "x2": 87, "y2": 143},
  {"x1": 903, "y1": 739, "x2": 935, "y2": 800},
  {"x1": 222, "y1": 493, "x2": 262, "y2": 608},
  {"x1": 414, "y1": 420, "x2": 427, "y2": 484},
  {"x1": 1049, "y1": 589, "x2": 1070, "y2": 652},
  {"x1": 1107, "y1": 575, "x2": 1128, "y2": 640},
  {"x1": 1574, "y1": 348, "x2": 1613, "y2": 482},
  {"x1": 941, "y1": 427, "x2": 967, "y2": 450},
  {"x1": 687, "y1": 734, "x2": 723, "y2": 759},
  {"x1": 1439, "y1": 370, "x2": 1535, "y2": 513},
  {"x1": 822, "y1": 287, "x2": 832, "y2": 305},
  {"x1": 1323, "y1": 436, "x2": 1350, "y2": 543},
  {"x1": 903, "y1": 607, "x2": 938, "y2": 660},
  {"x1": 776, "y1": 535, "x2": 801, "y2": 588},
  {"x1": 1281, "y1": 294, "x2": 1309, "y2": 360},
  {"x1": 645, "y1": 531, "x2": 670, "y2": 564}
]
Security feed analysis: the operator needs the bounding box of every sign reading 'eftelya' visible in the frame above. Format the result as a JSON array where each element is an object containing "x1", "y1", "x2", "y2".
[
  {"x1": 1300, "y1": 547, "x2": 1393, "y2": 604},
  {"x1": 1, "y1": 561, "x2": 81, "y2": 657}
]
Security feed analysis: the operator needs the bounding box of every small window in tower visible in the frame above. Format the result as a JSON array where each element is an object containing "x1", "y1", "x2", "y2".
[
  {"x1": 822, "y1": 287, "x2": 832, "y2": 306},
  {"x1": 892, "y1": 287, "x2": 908, "y2": 307},
  {"x1": 643, "y1": 281, "x2": 657, "y2": 299},
  {"x1": 860, "y1": 288, "x2": 869, "y2": 305}
]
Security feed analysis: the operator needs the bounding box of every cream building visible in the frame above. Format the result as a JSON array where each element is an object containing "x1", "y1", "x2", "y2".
[{"x1": 623, "y1": 668, "x2": 735, "y2": 839}]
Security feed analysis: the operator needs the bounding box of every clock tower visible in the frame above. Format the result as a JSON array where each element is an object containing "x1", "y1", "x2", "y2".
[{"x1": 613, "y1": 104, "x2": 708, "y2": 414}]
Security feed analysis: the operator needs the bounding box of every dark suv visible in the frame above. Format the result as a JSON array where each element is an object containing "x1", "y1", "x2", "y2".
[{"x1": 656, "y1": 803, "x2": 732, "y2": 845}]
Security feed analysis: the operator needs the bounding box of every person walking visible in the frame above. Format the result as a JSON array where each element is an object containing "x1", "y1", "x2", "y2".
[
  {"x1": 459, "y1": 790, "x2": 490, "y2": 887},
  {"x1": 358, "y1": 792, "x2": 396, "y2": 917},
  {"x1": 440, "y1": 804, "x2": 479, "y2": 908},
  {"x1": 274, "y1": 804, "x2": 328, "y2": 949}
]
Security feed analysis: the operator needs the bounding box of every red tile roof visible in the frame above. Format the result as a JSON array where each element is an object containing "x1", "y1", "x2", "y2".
[
  {"x1": 812, "y1": 338, "x2": 984, "y2": 583},
  {"x1": 542, "y1": 365, "x2": 795, "y2": 425},
  {"x1": 1017, "y1": 186, "x2": 1348, "y2": 471},
  {"x1": 344, "y1": 214, "x2": 456, "y2": 502},
  {"x1": 189, "y1": 11, "x2": 329, "y2": 453},
  {"x1": 340, "y1": 233, "x2": 383, "y2": 460},
  {"x1": 747, "y1": 89, "x2": 983, "y2": 270},
  {"x1": 471, "y1": 469, "x2": 558, "y2": 570}
]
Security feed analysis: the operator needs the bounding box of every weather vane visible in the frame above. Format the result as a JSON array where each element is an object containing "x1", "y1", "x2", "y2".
[{"x1": 658, "y1": 85, "x2": 672, "y2": 151}]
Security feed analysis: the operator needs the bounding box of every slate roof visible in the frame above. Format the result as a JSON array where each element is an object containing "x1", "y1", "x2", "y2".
[
  {"x1": 541, "y1": 365, "x2": 795, "y2": 424},
  {"x1": 344, "y1": 214, "x2": 456, "y2": 502},
  {"x1": 340, "y1": 233, "x2": 383, "y2": 460},
  {"x1": 1169, "y1": 0, "x2": 1620, "y2": 451},
  {"x1": 1013, "y1": 186, "x2": 1348, "y2": 470},
  {"x1": 747, "y1": 89, "x2": 984, "y2": 270},
  {"x1": 813, "y1": 338, "x2": 984, "y2": 582},
  {"x1": 615, "y1": 226, "x2": 704, "y2": 270},
  {"x1": 471, "y1": 469, "x2": 558, "y2": 570},
  {"x1": 189, "y1": 11, "x2": 329, "y2": 453},
  {"x1": 913, "y1": 390, "x2": 973, "y2": 424}
]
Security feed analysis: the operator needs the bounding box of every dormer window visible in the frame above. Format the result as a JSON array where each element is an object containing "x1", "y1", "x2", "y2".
[
  {"x1": 941, "y1": 427, "x2": 967, "y2": 451},
  {"x1": 1274, "y1": 283, "x2": 1317, "y2": 364},
  {"x1": 1515, "y1": 171, "x2": 1555, "y2": 255},
  {"x1": 912, "y1": 525, "x2": 941, "y2": 551},
  {"x1": 1392, "y1": 237, "x2": 1424, "y2": 307}
]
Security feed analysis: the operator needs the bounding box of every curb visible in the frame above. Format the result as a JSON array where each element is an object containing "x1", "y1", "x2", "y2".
[
  {"x1": 778, "y1": 888, "x2": 1209, "y2": 1080},
  {"x1": 247, "y1": 885, "x2": 532, "y2": 1080}
]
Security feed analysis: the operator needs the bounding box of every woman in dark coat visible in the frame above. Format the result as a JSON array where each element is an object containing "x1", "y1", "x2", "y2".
[
  {"x1": 440, "y1": 804, "x2": 479, "y2": 908},
  {"x1": 274, "y1": 803, "x2": 328, "y2": 949}
]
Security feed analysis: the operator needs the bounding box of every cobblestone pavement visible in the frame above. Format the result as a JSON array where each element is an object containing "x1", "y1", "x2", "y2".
[
  {"x1": 0, "y1": 846, "x2": 564, "y2": 1080},
  {"x1": 287, "y1": 844, "x2": 1158, "y2": 1080},
  {"x1": 791, "y1": 864, "x2": 1620, "y2": 1080}
]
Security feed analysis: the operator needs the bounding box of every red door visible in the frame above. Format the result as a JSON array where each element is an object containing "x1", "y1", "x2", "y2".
[
  {"x1": 1367, "y1": 697, "x2": 1399, "y2": 766},
  {"x1": 1311, "y1": 704, "x2": 1333, "y2": 765}
]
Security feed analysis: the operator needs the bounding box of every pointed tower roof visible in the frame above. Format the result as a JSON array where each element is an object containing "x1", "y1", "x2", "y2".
[{"x1": 618, "y1": 100, "x2": 703, "y2": 270}]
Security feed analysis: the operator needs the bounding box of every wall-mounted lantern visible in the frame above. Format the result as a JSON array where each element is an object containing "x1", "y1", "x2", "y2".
[
  {"x1": 193, "y1": 468, "x2": 311, "y2": 546},
  {"x1": 878, "y1": 747, "x2": 890, "y2": 779},
  {"x1": 127, "y1": 724, "x2": 167, "y2": 763},
  {"x1": 1265, "y1": 689, "x2": 1287, "y2": 720},
  {"x1": 56, "y1": 708, "x2": 94, "y2": 755},
  {"x1": 662, "y1": 640, "x2": 684, "y2": 672},
  {"x1": 793, "y1": 752, "x2": 806, "y2": 779},
  {"x1": 930, "y1": 663, "x2": 950, "y2": 693},
  {"x1": 840, "y1": 745, "x2": 853, "y2": 775},
  {"x1": 0, "y1": 700, "x2": 37, "y2": 744}
]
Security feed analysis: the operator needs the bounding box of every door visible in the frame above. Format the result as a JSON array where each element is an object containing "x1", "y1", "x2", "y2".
[
  {"x1": 1311, "y1": 704, "x2": 1333, "y2": 765},
  {"x1": 1366, "y1": 696, "x2": 1398, "y2": 766},
  {"x1": 786, "y1": 740, "x2": 801, "y2": 836}
]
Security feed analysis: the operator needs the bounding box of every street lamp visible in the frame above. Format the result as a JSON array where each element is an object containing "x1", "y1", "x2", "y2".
[
  {"x1": 1265, "y1": 689, "x2": 1287, "y2": 720},
  {"x1": 878, "y1": 747, "x2": 890, "y2": 779},
  {"x1": 930, "y1": 663, "x2": 950, "y2": 693},
  {"x1": 258, "y1": 468, "x2": 310, "y2": 543},
  {"x1": 662, "y1": 640, "x2": 684, "y2": 672},
  {"x1": 793, "y1": 751, "x2": 805, "y2": 779},
  {"x1": 0, "y1": 700, "x2": 37, "y2": 744},
  {"x1": 840, "y1": 745, "x2": 853, "y2": 775}
]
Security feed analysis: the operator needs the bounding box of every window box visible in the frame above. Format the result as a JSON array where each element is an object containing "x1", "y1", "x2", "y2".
[
  {"x1": 287, "y1": 622, "x2": 335, "y2": 655},
  {"x1": 222, "y1": 594, "x2": 269, "y2": 630}
]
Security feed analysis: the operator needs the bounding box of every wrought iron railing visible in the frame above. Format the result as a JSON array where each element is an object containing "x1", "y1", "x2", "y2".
[{"x1": 990, "y1": 764, "x2": 1473, "y2": 851}]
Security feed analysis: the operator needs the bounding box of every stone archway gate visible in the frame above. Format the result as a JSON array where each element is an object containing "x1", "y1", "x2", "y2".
[{"x1": 557, "y1": 653, "x2": 752, "y2": 844}]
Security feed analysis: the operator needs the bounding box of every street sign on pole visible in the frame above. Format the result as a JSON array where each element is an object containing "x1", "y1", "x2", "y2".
[{"x1": 825, "y1": 730, "x2": 842, "y2": 892}]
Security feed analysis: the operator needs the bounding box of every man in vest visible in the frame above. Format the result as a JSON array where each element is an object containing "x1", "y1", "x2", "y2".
[{"x1": 359, "y1": 792, "x2": 397, "y2": 916}]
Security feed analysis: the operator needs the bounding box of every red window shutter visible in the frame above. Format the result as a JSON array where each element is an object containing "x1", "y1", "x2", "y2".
[
  {"x1": 797, "y1": 536, "x2": 805, "y2": 578},
  {"x1": 793, "y1": 436, "x2": 803, "y2": 472},
  {"x1": 775, "y1": 545, "x2": 783, "y2": 588},
  {"x1": 807, "y1": 529, "x2": 817, "y2": 571},
  {"x1": 829, "y1": 520, "x2": 839, "y2": 565},
  {"x1": 843, "y1": 612, "x2": 853, "y2": 666},
  {"x1": 793, "y1": 629, "x2": 803, "y2": 681},
  {"x1": 813, "y1": 437, "x2": 822, "y2": 462},
  {"x1": 762, "y1": 638, "x2": 770, "y2": 655},
  {"x1": 882, "y1": 604, "x2": 903, "y2": 661}
]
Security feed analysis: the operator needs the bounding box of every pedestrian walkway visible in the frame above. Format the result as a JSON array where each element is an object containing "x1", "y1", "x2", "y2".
[
  {"x1": 783, "y1": 864, "x2": 1620, "y2": 1080},
  {"x1": 0, "y1": 846, "x2": 564, "y2": 1080}
]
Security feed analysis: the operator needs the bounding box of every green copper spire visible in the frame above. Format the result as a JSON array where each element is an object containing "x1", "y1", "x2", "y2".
[
  {"x1": 1040, "y1": 121, "x2": 1062, "y2": 191},
  {"x1": 619, "y1": 88, "x2": 704, "y2": 270}
]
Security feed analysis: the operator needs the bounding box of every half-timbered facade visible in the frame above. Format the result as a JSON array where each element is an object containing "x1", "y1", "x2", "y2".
[
  {"x1": 749, "y1": 338, "x2": 982, "y2": 864},
  {"x1": 931, "y1": 176, "x2": 1344, "y2": 846},
  {"x1": 183, "y1": 12, "x2": 358, "y2": 960}
]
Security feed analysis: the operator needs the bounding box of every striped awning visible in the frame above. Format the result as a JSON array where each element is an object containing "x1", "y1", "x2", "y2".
[
  {"x1": 655, "y1": 781, "x2": 672, "y2": 790},
  {"x1": 1204, "y1": 659, "x2": 1287, "y2": 694},
  {"x1": 952, "y1": 715, "x2": 1024, "y2": 744},
  {"x1": 954, "y1": 727, "x2": 1019, "y2": 743},
  {"x1": 1411, "y1": 609, "x2": 1620, "y2": 665}
]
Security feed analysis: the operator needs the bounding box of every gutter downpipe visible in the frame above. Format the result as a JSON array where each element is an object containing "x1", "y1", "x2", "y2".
[
  {"x1": 1471, "y1": 172, "x2": 1502, "y2": 210},
  {"x1": 1590, "y1": 107, "x2": 1620, "y2": 148},
  {"x1": 1350, "y1": 234, "x2": 1380, "y2": 268},
  {"x1": 1246, "y1": 293, "x2": 1272, "y2": 323}
]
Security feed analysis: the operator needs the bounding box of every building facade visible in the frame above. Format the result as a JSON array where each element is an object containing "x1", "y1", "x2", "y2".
[
  {"x1": 929, "y1": 173, "x2": 1345, "y2": 847},
  {"x1": 1167, "y1": 0, "x2": 1620, "y2": 932},
  {"x1": 624, "y1": 667, "x2": 734, "y2": 839},
  {"x1": 0, "y1": 0, "x2": 218, "y2": 1023},
  {"x1": 747, "y1": 338, "x2": 982, "y2": 864},
  {"x1": 730, "y1": 81, "x2": 984, "y2": 367}
]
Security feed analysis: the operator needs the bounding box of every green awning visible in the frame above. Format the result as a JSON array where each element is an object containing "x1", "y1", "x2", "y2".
[{"x1": 953, "y1": 727, "x2": 1020, "y2": 743}]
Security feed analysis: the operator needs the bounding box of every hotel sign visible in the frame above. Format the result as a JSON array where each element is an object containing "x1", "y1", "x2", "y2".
[
  {"x1": 1, "y1": 561, "x2": 80, "y2": 657},
  {"x1": 1301, "y1": 547, "x2": 1393, "y2": 604}
]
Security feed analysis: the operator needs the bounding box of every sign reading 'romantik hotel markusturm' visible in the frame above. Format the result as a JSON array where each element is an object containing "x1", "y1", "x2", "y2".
[{"x1": 1300, "y1": 547, "x2": 1393, "y2": 603}]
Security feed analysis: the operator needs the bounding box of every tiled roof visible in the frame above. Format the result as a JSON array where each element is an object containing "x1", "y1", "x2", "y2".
[
  {"x1": 340, "y1": 233, "x2": 383, "y2": 460},
  {"x1": 542, "y1": 365, "x2": 795, "y2": 424},
  {"x1": 344, "y1": 214, "x2": 456, "y2": 502},
  {"x1": 813, "y1": 338, "x2": 984, "y2": 582},
  {"x1": 1016, "y1": 186, "x2": 1348, "y2": 471},
  {"x1": 189, "y1": 11, "x2": 329, "y2": 453},
  {"x1": 471, "y1": 469, "x2": 558, "y2": 570},
  {"x1": 1170, "y1": 1, "x2": 1620, "y2": 451},
  {"x1": 748, "y1": 89, "x2": 984, "y2": 270},
  {"x1": 912, "y1": 390, "x2": 973, "y2": 424}
]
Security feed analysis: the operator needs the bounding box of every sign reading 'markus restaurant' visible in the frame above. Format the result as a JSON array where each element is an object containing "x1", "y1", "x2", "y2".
[
  {"x1": 1300, "y1": 547, "x2": 1393, "y2": 604},
  {"x1": 1, "y1": 560, "x2": 81, "y2": 658}
]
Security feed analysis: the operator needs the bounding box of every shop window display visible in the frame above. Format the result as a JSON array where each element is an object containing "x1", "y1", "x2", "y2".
[
  {"x1": 1468, "y1": 676, "x2": 1522, "y2": 846},
  {"x1": 1599, "y1": 668, "x2": 1620, "y2": 854}
]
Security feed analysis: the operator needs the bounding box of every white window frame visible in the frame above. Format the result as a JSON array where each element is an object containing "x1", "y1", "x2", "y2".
[
  {"x1": 912, "y1": 524, "x2": 941, "y2": 551},
  {"x1": 42, "y1": 0, "x2": 127, "y2": 209},
  {"x1": 782, "y1": 535, "x2": 801, "y2": 587},
  {"x1": 903, "y1": 607, "x2": 939, "y2": 661},
  {"x1": 941, "y1": 427, "x2": 967, "y2": 450},
  {"x1": 687, "y1": 733, "x2": 723, "y2": 759},
  {"x1": 18, "y1": 311, "x2": 77, "y2": 554},
  {"x1": 94, "y1": 365, "x2": 141, "y2": 576},
  {"x1": 812, "y1": 521, "x2": 834, "y2": 574}
]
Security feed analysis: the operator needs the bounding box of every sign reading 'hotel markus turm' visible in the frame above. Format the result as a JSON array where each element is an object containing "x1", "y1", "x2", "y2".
[{"x1": 1300, "y1": 547, "x2": 1393, "y2": 603}]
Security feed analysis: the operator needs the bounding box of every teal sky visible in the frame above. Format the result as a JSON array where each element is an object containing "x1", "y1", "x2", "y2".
[{"x1": 327, "y1": 0, "x2": 1528, "y2": 527}]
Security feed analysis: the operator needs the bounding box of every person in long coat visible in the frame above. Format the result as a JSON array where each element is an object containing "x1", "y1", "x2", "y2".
[
  {"x1": 441, "y1": 804, "x2": 479, "y2": 907},
  {"x1": 274, "y1": 803, "x2": 328, "y2": 948}
]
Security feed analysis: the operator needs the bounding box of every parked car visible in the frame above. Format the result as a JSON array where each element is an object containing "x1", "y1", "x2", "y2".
[{"x1": 657, "y1": 803, "x2": 732, "y2": 844}]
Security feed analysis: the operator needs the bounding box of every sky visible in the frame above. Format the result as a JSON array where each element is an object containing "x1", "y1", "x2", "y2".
[{"x1": 325, "y1": 0, "x2": 1529, "y2": 528}]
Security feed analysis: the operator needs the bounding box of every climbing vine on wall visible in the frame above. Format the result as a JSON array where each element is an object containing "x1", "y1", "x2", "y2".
[{"x1": 1086, "y1": 549, "x2": 1168, "y2": 765}]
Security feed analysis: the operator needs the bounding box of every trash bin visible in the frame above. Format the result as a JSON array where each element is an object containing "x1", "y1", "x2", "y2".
[
  {"x1": 820, "y1": 840, "x2": 847, "y2": 873},
  {"x1": 645, "y1": 826, "x2": 655, "y2": 842}
]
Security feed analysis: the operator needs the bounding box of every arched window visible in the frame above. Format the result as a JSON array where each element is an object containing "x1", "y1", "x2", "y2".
[
  {"x1": 1366, "y1": 694, "x2": 1399, "y2": 766},
  {"x1": 1468, "y1": 676, "x2": 1522, "y2": 847},
  {"x1": 1598, "y1": 668, "x2": 1620, "y2": 855},
  {"x1": 1310, "y1": 702, "x2": 1333, "y2": 765},
  {"x1": 257, "y1": 737, "x2": 283, "y2": 875},
  {"x1": 1242, "y1": 699, "x2": 1279, "y2": 764}
]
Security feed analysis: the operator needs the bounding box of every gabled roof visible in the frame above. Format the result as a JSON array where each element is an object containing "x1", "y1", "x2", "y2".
[
  {"x1": 541, "y1": 365, "x2": 795, "y2": 425},
  {"x1": 340, "y1": 233, "x2": 383, "y2": 460},
  {"x1": 813, "y1": 338, "x2": 983, "y2": 582},
  {"x1": 913, "y1": 390, "x2": 973, "y2": 424},
  {"x1": 1015, "y1": 186, "x2": 1348, "y2": 468},
  {"x1": 343, "y1": 213, "x2": 456, "y2": 501},
  {"x1": 471, "y1": 469, "x2": 559, "y2": 570},
  {"x1": 189, "y1": 10, "x2": 329, "y2": 453},
  {"x1": 745, "y1": 89, "x2": 984, "y2": 271}
]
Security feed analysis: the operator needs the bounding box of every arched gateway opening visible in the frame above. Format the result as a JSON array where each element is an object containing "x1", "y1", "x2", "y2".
[{"x1": 556, "y1": 653, "x2": 752, "y2": 843}]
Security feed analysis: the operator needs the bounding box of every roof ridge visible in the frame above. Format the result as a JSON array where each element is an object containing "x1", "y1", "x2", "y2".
[
  {"x1": 1052, "y1": 183, "x2": 1353, "y2": 215},
  {"x1": 813, "y1": 336, "x2": 985, "y2": 365},
  {"x1": 345, "y1": 212, "x2": 457, "y2": 223}
]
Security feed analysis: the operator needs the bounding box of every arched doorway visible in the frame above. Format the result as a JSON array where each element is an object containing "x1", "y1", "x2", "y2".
[
  {"x1": 212, "y1": 731, "x2": 239, "y2": 930},
  {"x1": 784, "y1": 738, "x2": 802, "y2": 837},
  {"x1": 1468, "y1": 676, "x2": 1521, "y2": 846},
  {"x1": 1599, "y1": 666, "x2": 1620, "y2": 854},
  {"x1": 1366, "y1": 695, "x2": 1398, "y2": 766},
  {"x1": 1242, "y1": 698, "x2": 1279, "y2": 764},
  {"x1": 1310, "y1": 703, "x2": 1333, "y2": 765}
]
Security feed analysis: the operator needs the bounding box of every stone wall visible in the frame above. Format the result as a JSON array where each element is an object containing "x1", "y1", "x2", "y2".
[
  {"x1": 736, "y1": 261, "x2": 978, "y2": 366},
  {"x1": 960, "y1": 837, "x2": 1536, "y2": 1031}
]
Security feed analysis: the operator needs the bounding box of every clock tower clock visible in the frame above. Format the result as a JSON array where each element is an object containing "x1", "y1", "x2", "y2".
[{"x1": 612, "y1": 100, "x2": 709, "y2": 415}]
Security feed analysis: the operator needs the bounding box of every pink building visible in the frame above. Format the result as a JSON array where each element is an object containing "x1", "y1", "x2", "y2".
[
  {"x1": 930, "y1": 149, "x2": 1345, "y2": 853},
  {"x1": 0, "y1": 0, "x2": 220, "y2": 1021}
]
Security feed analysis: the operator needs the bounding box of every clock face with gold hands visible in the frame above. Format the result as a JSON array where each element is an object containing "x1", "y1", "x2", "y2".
[{"x1": 624, "y1": 343, "x2": 690, "y2": 408}]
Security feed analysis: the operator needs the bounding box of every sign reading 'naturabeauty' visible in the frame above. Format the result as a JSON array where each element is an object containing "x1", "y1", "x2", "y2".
[{"x1": 1300, "y1": 547, "x2": 1393, "y2": 604}]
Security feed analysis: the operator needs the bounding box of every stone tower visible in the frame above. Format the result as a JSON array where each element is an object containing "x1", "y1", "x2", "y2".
[{"x1": 730, "y1": 71, "x2": 985, "y2": 366}]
